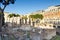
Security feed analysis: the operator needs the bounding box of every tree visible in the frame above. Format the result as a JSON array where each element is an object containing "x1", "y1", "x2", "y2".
[
  {"x1": 0, "y1": 0, "x2": 15, "y2": 26},
  {"x1": 0, "y1": 0, "x2": 15, "y2": 40},
  {"x1": 34, "y1": 14, "x2": 43, "y2": 20},
  {"x1": 29, "y1": 15, "x2": 35, "y2": 21},
  {"x1": 34, "y1": 14, "x2": 43, "y2": 23},
  {"x1": 29, "y1": 14, "x2": 43, "y2": 26},
  {"x1": 8, "y1": 14, "x2": 20, "y2": 18},
  {"x1": 16, "y1": 14, "x2": 20, "y2": 17},
  {"x1": 29, "y1": 15, "x2": 36, "y2": 26},
  {"x1": 29, "y1": 14, "x2": 43, "y2": 21}
]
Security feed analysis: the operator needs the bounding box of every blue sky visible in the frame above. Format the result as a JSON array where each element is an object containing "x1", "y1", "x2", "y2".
[{"x1": 4, "y1": 0, "x2": 60, "y2": 15}]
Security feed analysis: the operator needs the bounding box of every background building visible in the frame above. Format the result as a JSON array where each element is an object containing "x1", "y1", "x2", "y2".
[{"x1": 43, "y1": 5, "x2": 60, "y2": 25}]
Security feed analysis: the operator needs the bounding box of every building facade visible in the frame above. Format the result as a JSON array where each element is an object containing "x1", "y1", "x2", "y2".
[{"x1": 43, "y1": 6, "x2": 60, "y2": 25}]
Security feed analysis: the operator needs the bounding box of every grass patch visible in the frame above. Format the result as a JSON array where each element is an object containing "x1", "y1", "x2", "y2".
[{"x1": 50, "y1": 35, "x2": 60, "y2": 40}]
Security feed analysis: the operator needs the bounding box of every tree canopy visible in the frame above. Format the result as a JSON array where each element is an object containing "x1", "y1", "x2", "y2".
[
  {"x1": 8, "y1": 14, "x2": 20, "y2": 18},
  {"x1": 0, "y1": 0, "x2": 15, "y2": 5},
  {"x1": 29, "y1": 14, "x2": 43, "y2": 20},
  {"x1": 0, "y1": 0, "x2": 15, "y2": 11}
]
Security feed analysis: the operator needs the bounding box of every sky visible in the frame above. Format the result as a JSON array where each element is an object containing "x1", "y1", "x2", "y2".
[{"x1": 4, "y1": 0, "x2": 60, "y2": 15}]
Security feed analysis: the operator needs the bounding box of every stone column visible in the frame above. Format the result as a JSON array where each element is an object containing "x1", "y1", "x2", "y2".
[
  {"x1": 29, "y1": 18, "x2": 31, "y2": 25},
  {"x1": 22, "y1": 18, "x2": 24, "y2": 25},
  {"x1": 20, "y1": 19, "x2": 22, "y2": 26},
  {"x1": 25, "y1": 19, "x2": 27, "y2": 24},
  {"x1": 32, "y1": 21, "x2": 35, "y2": 27}
]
